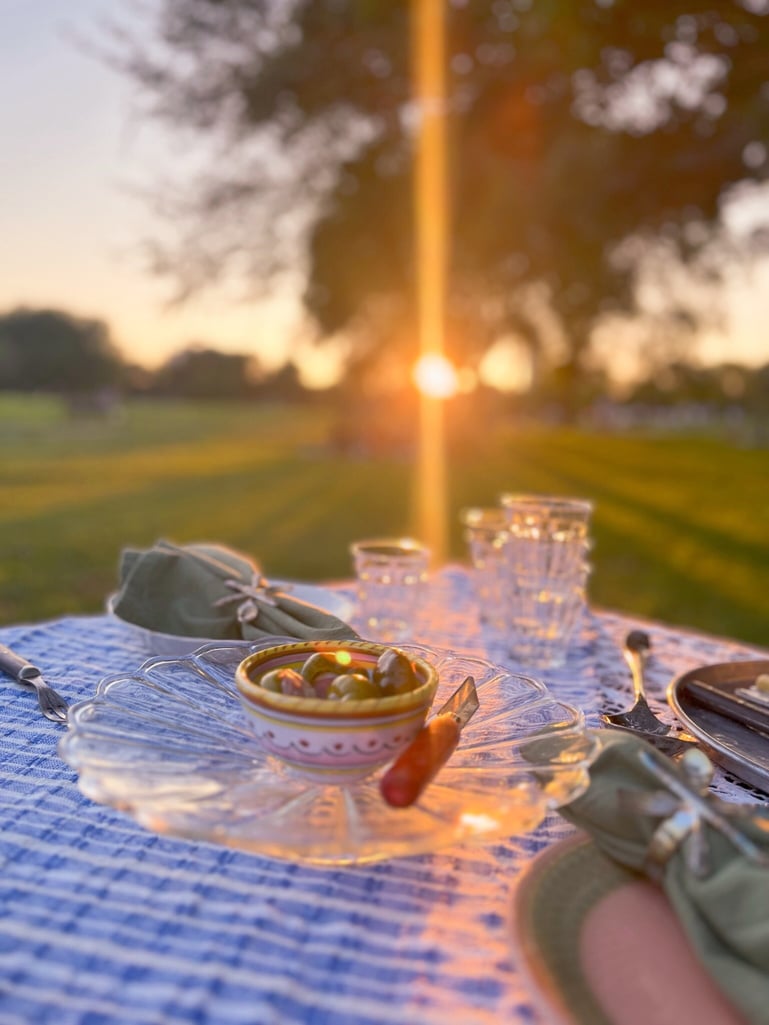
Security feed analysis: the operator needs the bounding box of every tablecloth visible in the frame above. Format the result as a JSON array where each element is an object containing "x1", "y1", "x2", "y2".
[{"x1": 0, "y1": 566, "x2": 766, "y2": 1025}]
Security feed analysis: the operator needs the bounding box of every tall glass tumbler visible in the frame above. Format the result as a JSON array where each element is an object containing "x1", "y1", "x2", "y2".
[
  {"x1": 498, "y1": 495, "x2": 593, "y2": 669},
  {"x1": 460, "y1": 507, "x2": 510, "y2": 633},
  {"x1": 350, "y1": 538, "x2": 430, "y2": 642}
]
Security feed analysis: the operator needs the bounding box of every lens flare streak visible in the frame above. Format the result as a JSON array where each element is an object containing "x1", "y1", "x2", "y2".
[{"x1": 412, "y1": 0, "x2": 449, "y2": 564}]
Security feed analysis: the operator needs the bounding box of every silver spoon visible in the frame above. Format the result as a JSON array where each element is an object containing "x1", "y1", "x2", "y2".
[
  {"x1": 601, "y1": 630, "x2": 672, "y2": 736},
  {"x1": 0, "y1": 643, "x2": 69, "y2": 723}
]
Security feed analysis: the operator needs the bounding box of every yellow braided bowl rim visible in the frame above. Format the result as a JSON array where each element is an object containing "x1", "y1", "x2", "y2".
[{"x1": 236, "y1": 640, "x2": 438, "y2": 721}]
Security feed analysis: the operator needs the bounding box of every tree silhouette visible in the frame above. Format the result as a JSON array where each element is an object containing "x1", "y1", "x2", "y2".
[
  {"x1": 153, "y1": 346, "x2": 260, "y2": 398},
  {"x1": 118, "y1": 0, "x2": 769, "y2": 402},
  {"x1": 0, "y1": 308, "x2": 125, "y2": 393}
]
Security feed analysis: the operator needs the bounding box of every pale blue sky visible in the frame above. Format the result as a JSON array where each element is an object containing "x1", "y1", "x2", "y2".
[
  {"x1": 0, "y1": 0, "x2": 767, "y2": 386},
  {"x1": 0, "y1": 0, "x2": 309, "y2": 376}
]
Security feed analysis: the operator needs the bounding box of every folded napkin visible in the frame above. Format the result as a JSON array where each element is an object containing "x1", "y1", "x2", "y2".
[
  {"x1": 111, "y1": 540, "x2": 359, "y2": 642},
  {"x1": 559, "y1": 732, "x2": 769, "y2": 1025}
]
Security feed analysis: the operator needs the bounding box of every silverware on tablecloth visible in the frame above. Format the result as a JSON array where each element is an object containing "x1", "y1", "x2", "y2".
[
  {"x1": 380, "y1": 675, "x2": 480, "y2": 807},
  {"x1": 599, "y1": 629, "x2": 699, "y2": 757},
  {"x1": 601, "y1": 630, "x2": 672, "y2": 735},
  {"x1": 0, "y1": 643, "x2": 69, "y2": 723}
]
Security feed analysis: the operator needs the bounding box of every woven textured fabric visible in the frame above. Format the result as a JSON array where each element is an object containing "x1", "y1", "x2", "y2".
[{"x1": 0, "y1": 566, "x2": 765, "y2": 1025}]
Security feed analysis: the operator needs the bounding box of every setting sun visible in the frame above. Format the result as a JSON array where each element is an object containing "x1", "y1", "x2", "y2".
[{"x1": 412, "y1": 353, "x2": 458, "y2": 399}]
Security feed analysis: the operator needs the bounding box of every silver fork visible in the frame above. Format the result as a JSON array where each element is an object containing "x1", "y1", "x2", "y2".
[
  {"x1": 0, "y1": 643, "x2": 69, "y2": 723},
  {"x1": 600, "y1": 629, "x2": 697, "y2": 755},
  {"x1": 601, "y1": 630, "x2": 671, "y2": 735}
]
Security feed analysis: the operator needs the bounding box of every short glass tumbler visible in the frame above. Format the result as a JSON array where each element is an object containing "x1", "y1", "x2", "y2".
[
  {"x1": 350, "y1": 538, "x2": 430, "y2": 643},
  {"x1": 459, "y1": 507, "x2": 510, "y2": 632},
  {"x1": 498, "y1": 495, "x2": 593, "y2": 669}
]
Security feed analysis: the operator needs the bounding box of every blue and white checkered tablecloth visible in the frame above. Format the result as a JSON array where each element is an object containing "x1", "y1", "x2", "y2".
[{"x1": 0, "y1": 567, "x2": 766, "y2": 1025}]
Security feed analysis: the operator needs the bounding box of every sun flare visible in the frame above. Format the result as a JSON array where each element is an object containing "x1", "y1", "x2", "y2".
[
  {"x1": 412, "y1": 353, "x2": 458, "y2": 399},
  {"x1": 412, "y1": 0, "x2": 450, "y2": 563}
]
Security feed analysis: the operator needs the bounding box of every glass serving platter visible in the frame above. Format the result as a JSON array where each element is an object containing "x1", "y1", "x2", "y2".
[{"x1": 58, "y1": 642, "x2": 599, "y2": 865}]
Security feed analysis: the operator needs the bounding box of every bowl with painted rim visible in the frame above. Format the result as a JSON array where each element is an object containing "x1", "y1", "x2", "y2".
[{"x1": 235, "y1": 639, "x2": 439, "y2": 783}]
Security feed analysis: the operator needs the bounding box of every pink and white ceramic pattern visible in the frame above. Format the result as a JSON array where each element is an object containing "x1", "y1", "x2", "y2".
[{"x1": 235, "y1": 640, "x2": 438, "y2": 781}]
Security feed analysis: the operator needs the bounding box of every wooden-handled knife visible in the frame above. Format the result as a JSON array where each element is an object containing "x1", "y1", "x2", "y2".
[{"x1": 380, "y1": 676, "x2": 479, "y2": 808}]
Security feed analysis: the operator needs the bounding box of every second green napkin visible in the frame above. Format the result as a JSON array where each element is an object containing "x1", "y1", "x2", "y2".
[
  {"x1": 111, "y1": 539, "x2": 359, "y2": 642},
  {"x1": 560, "y1": 732, "x2": 769, "y2": 1025}
]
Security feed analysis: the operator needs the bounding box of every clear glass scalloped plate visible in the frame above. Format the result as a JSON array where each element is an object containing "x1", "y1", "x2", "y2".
[{"x1": 58, "y1": 642, "x2": 599, "y2": 865}]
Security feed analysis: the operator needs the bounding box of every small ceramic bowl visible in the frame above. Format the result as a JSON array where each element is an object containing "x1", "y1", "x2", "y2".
[{"x1": 235, "y1": 640, "x2": 438, "y2": 783}]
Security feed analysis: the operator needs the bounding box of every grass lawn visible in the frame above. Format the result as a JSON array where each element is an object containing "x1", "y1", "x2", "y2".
[{"x1": 1, "y1": 393, "x2": 767, "y2": 647}]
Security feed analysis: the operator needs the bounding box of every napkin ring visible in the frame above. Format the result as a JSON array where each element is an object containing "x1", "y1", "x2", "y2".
[
  {"x1": 213, "y1": 575, "x2": 283, "y2": 624},
  {"x1": 621, "y1": 747, "x2": 769, "y2": 881}
]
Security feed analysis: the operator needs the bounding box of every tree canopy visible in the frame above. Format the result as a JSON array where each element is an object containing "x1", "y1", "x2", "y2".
[
  {"x1": 0, "y1": 308, "x2": 125, "y2": 393},
  {"x1": 153, "y1": 346, "x2": 261, "y2": 398},
  {"x1": 117, "y1": 0, "x2": 769, "y2": 396}
]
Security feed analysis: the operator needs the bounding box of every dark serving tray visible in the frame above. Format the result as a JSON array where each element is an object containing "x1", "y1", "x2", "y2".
[{"x1": 668, "y1": 659, "x2": 769, "y2": 795}]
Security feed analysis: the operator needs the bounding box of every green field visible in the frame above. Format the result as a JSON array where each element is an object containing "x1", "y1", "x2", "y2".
[{"x1": 1, "y1": 394, "x2": 767, "y2": 646}]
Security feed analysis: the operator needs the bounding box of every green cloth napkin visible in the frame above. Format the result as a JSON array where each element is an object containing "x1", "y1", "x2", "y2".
[
  {"x1": 559, "y1": 731, "x2": 769, "y2": 1025},
  {"x1": 111, "y1": 540, "x2": 359, "y2": 642}
]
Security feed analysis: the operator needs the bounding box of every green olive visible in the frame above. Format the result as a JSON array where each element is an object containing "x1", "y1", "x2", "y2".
[
  {"x1": 301, "y1": 652, "x2": 341, "y2": 683},
  {"x1": 257, "y1": 669, "x2": 284, "y2": 692},
  {"x1": 328, "y1": 673, "x2": 381, "y2": 701},
  {"x1": 258, "y1": 667, "x2": 314, "y2": 696},
  {"x1": 373, "y1": 648, "x2": 419, "y2": 695}
]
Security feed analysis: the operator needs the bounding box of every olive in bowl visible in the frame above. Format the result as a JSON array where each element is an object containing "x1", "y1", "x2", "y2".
[{"x1": 235, "y1": 640, "x2": 438, "y2": 783}]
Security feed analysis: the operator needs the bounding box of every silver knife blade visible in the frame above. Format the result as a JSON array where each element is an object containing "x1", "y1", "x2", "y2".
[{"x1": 434, "y1": 674, "x2": 479, "y2": 727}]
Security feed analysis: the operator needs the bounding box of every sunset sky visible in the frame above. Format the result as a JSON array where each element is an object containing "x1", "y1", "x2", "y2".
[
  {"x1": 1, "y1": 0, "x2": 768, "y2": 390},
  {"x1": 0, "y1": 0, "x2": 327, "y2": 379}
]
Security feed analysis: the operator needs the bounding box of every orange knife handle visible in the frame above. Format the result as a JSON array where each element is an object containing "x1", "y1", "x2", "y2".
[{"x1": 379, "y1": 714, "x2": 461, "y2": 808}]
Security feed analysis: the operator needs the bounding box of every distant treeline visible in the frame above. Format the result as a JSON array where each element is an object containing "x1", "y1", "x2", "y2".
[
  {"x1": 1, "y1": 306, "x2": 768, "y2": 413},
  {"x1": 0, "y1": 307, "x2": 313, "y2": 402}
]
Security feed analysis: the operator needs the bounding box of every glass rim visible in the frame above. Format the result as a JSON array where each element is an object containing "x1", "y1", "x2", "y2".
[
  {"x1": 499, "y1": 493, "x2": 593, "y2": 516},
  {"x1": 459, "y1": 507, "x2": 510, "y2": 528},
  {"x1": 350, "y1": 537, "x2": 431, "y2": 561}
]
